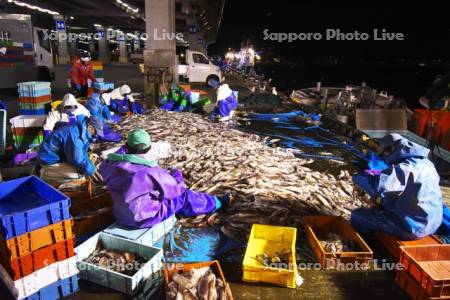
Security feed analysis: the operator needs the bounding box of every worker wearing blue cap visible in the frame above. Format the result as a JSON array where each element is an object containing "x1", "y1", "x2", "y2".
[
  {"x1": 38, "y1": 115, "x2": 104, "y2": 184},
  {"x1": 351, "y1": 133, "x2": 443, "y2": 240}
]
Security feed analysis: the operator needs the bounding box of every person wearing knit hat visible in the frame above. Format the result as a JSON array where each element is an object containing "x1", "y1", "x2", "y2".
[{"x1": 100, "y1": 128, "x2": 232, "y2": 228}]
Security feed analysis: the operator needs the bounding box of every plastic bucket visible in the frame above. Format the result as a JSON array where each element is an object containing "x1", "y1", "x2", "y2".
[{"x1": 412, "y1": 109, "x2": 430, "y2": 137}]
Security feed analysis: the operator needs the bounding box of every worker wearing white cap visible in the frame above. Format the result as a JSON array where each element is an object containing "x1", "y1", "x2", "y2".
[
  {"x1": 110, "y1": 84, "x2": 146, "y2": 115},
  {"x1": 70, "y1": 51, "x2": 97, "y2": 98}
]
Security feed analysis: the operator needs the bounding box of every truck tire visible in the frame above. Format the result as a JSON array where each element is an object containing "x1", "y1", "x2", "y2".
[
  {"x1": 206, "y1": 75, "x2": 220, "y2": 88},
  {"x1": 37, "y1": 66, "x2": 52, "y2": 82}
]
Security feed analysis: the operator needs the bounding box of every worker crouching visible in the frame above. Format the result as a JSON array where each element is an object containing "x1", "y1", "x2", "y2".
[
  {"x1": 85, "y1": 84, "x2": 122, "y2": 142},
  {"x1": 99, "y1": 128, "x2": 231, "y2": 228},
  {"x1": 351, "y1": 134, "x2": 443, "y2": 240},
  {"x1": 38, "y1": 115, "x2": 104, "y2": 184},
  {"x1": 210, "y1": 83, "x2": 238, "y2": 122},
  {"x1": 109, "y1": 85, "x2": 146, "y2": 116}
]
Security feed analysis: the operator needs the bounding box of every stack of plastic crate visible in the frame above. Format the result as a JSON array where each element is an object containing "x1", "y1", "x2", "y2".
[
  {"x1": 88, "y1": 61, "x2": 105, "y2": 97},
  {"x1": 91, "y1": 61, "x2": 104, "y2": 81},
  {"x1": 0, "y1": 176, "x2": 79, "y2": 300},
  {"x1": 10, "y1": 115, "x2": 46, "y2": 152},
  {"x1": 17, "y1": 82, "x2": 52, "y2": 115}
]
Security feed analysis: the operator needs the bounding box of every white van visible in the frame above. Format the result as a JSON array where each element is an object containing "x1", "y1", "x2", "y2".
[{"x1": 178, "y1": 50, "x2": 223, "y2": 87}]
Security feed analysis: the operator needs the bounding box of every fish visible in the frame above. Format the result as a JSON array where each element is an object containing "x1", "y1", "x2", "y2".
[
  {"x1": 84, "y1": 247, "x2": 144, "y2": 276},
  {"x1": 94, "y1": 110, "x2": 371, "y2": 240},
  {"x1": 172, "y1": 273, "x2": 194, "y2": 290},
  {"x1": 197, "y1": 270, "x2": 211, "y2": 300},
  {"x1": 319, "y1": 232, "x2": 359, "y2": 256},
  {"x1": 207, "y1": 271, "x2": 217, "y2": 300}
]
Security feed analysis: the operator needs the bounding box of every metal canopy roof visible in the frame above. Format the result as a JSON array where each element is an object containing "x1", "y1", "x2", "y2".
[{"x1": 1, "y1": 0, "x2": 224, "y2": 42}]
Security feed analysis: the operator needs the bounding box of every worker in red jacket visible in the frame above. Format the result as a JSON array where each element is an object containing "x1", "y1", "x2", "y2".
[{"x1": 70, "y1": 51, "x2": 97, "y2": 98}]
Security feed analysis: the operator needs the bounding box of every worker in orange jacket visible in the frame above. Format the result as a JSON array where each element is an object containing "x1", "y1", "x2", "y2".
[{"x1": 70, "y1": 51, "x2": 97, "y2": 98}]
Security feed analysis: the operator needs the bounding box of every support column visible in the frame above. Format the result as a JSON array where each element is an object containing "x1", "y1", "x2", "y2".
[
  {"x1": 133, "y1": 39, "x2": 141, "y2": 51},
  {"x1": 53, "y1": 15, "x2": 69, "y2": 64},
  {"x1": 88, "y1": 41, "x2": 95, "y2": 55},
  {"x1": 144, "y1": 0, "x2": 177, "y2": 104},
  {"x1": 70, "y1": 40, "x2": 77, "y2": 57},
  {"x1": 98, "y1": 30, "x2": 110, "y2": 64},
  {"x1": 118, "y1": 40, "x2": 128, "y2": 63}
]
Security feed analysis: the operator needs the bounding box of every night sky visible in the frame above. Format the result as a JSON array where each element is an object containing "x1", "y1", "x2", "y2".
[{"x1": 209, "y1": 0, "x2": 450, "y2": 63}]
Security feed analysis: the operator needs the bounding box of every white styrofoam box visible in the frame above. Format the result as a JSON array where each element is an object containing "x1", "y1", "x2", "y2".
[
  {"x1": 10, "y1": 115, "x2": 46, "y2": 129},
  {"x1": 363, "y1": 130, "x2": 450, "y2": 163},
  {"x1": 103, "y1": 215, "x2": 176, "y2": 246},
  {"x1": 75, "y1": 232, "x2": 163, "y2": 295},
  {"x1": 190, "y1": 92, "x2": 200, "y2": 104},
  {"x1": 0, "y1": 256, "x2": 78, "y2": 300}
]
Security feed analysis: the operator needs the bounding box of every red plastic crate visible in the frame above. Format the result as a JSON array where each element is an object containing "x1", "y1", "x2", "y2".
[
  {"x1": 377, "y1": 233, "x2": 442, "y2": 260},
  {"x1": 0, "y1": 238, "x2": 75, "y2": 280},
  {"x1": 19, "y1": 95, "x2": 52, "y2": 104},
  {"x1": 399, "y1": 245, "x2": 450, "y2": 298},
  {"x1": 395, "y1": 270, "x2": 450, "y2": 300}
]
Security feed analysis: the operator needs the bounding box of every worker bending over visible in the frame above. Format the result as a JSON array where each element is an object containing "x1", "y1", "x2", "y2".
[
  {"x1": 351, "y1": 134, "x2": 443, "y2": 240},
  {"x1": 38, "y1": 115, "x2": 104, "y2": 184},
  {"x1": 70, "y1": 51, "x2": 97, "y2": 98},
  {"x1": 43, "y1": 93, "x2": 90, "y2": 137},
  {"x1": 110, "y1": 85, "x2": 146, "y2": 116},
  {"x1": 85, "y1": 84, "x2": 122, "y2": 142},
  {"x1": 210, "y1": 83, "x2": 238, "y2": 121},
  {"x1": 99, "y1": 128, "x2": 231, "y2": 228}
]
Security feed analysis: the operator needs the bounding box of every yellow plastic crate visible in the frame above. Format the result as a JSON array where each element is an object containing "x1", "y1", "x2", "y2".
[
  {"x1": 51, "y1": 100, "x2": 62, "y2": 110},
  {"x1": 242, "y1": 224, "x2": 297, "y2": 288}
]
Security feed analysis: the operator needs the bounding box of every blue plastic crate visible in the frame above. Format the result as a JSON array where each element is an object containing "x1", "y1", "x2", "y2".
[
  {"x1": 18, "y1": 88, "x2": 51, "y2": 98},
  {"x1": 95, "y1": 82, "x2": 114, "y2": 91},
  {"x1": 0, "y1": 176, "x2": 71, "y2": 239},
  {"x1": 24, "y1": 275, "x2": 79, "y2": 300},
  {"x1": 19, "y1": 108, "x2": 46, "y2": 115}
]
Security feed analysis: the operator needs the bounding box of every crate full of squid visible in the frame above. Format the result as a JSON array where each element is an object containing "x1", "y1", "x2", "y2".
[{"x1": 75, "y1": 232, "x2": 163, "y2": 295}]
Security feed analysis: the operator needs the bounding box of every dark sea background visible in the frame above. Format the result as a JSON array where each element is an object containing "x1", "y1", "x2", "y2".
[{"x1": 255, "y1": 63, "x2": 449, "y2": 109}]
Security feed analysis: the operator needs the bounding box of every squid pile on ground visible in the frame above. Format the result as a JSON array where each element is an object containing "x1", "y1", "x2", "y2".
[
  {"x1": 166, "y1": 267, "x2": 229, "y2": 300},
  {"x1": 96, "y1": 110, "x2": 370, "y2": 240}
]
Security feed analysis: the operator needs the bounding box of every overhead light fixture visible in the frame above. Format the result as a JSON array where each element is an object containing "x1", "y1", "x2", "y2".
[
  {"x1": 8, "y1": 0, "x2": 60, "y2": 15},
  {"x1": 114, "y1": 0, "x2": 141, "y2": 19},
  {"x1": 70, "y1": 16, "x2": 75, "y2": 20},
  {"x1": 94, "y1": 24, "x2": 102, "y2": 28}
]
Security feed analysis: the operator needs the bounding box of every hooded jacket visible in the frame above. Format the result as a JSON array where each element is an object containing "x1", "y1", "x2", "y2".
[
  {"x1": 353, "y1": 136, "x2": 443, "y2": 238},
  {"x1": 70, "y1": 59, "x2": 96, "y2": 86},
  {"x1": 44, "y1": 94, "x2": 90, "y2": 132},
  {"x1": 99, "y1": 147, "x2": 217, "y2": 228},
  {"x1": 39, "y1": 115, "x2": 96, "y2": 176}
]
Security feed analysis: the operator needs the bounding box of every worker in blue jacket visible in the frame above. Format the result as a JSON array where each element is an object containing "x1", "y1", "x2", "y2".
[
  {"x1": 85, "y1": 91, "x2": 122, "y2": 142},
  {"x1": 38, "y1": 115, "x2": 104, "y2": 184},
  {"x1": 351, "y1": 134, "x2": 443, "y2": 240}
]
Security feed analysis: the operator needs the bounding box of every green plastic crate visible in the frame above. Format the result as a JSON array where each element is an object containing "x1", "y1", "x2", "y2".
[
  {"x1": 12, "y1": 134, "x2": 43, "y2": 151},
  {"x1": 19, "y1": 102, "x2": 50, "y2": 110}
]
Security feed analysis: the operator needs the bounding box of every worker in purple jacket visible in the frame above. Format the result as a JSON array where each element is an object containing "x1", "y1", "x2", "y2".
[{"x1": 99, "y1": 128, "x2": 231, "y2": 228}]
